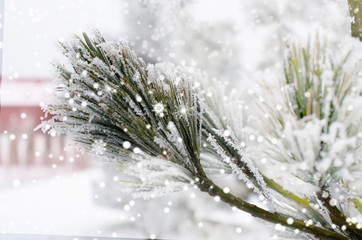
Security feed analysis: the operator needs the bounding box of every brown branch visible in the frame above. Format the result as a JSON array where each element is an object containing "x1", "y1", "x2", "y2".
[
  {"x1": 348, "y1": 0, "x2": 362, "y2": 40},
  {"x1": 196, "y1": 176, "x2": 348, "y2": 240},
  {"x1": 317, "y1": 190, "x2": 362, "y2": 239}
]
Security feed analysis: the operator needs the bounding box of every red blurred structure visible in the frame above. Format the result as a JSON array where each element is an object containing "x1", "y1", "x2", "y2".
[{"x1": 0, "y1": 78, "x2": 90, "y2": 186}]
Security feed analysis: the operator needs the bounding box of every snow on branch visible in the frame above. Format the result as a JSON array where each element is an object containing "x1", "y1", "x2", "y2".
[{"x1": 39, "y1": 32, "x2": 362, "y2": 240}]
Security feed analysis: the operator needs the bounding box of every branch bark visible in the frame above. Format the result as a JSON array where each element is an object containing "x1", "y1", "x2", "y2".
[
  {"x1": 348, "y1": 0, "x2": 362, "y2": 40},
  {"x1": 317, "y1": 191, "x2": 362, "y2": 239},
  {"x1": 196, "y1": 176, "x2": 349, "y2": 240}
]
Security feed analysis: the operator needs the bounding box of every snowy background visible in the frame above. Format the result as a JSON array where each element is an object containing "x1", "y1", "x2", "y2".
[{"x1": 0, "y1": 0, "x2": 356, "y2": 239}]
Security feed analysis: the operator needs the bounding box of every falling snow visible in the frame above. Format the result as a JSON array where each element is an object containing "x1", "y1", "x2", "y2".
[{"x1": 1, "y1": 0, "x2": 362, "y2": 239}]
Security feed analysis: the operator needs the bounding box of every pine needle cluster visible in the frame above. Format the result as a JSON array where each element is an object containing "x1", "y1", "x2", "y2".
[{"x1": 39, "y1": 32, "x2": 361, "y2": 239}]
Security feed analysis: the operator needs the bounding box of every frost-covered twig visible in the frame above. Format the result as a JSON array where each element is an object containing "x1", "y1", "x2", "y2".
[{"x1": 40, "y1": 32, "x2": 361, "y2": 240}]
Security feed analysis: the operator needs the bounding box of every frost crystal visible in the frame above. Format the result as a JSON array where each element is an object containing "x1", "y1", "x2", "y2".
[
  {"x1": 92, "y1": 139, "x2": 106, "y2": 155},
  {"x1": 153, "y1": 102, "x2": 165, "y2": 116}
]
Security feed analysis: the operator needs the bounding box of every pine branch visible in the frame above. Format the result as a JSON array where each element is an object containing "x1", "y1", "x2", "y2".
[{"x1": 40, "y1": 32, "x2": 361, "y2": 240}]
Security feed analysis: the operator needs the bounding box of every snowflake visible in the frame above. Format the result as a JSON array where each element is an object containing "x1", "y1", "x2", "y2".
[
  {"x1": 153, "y1": 102, "x2": 165, "y2": 117},
  {"x1": 175, "y1": 105, "x2": 190, "y2": 119},
  {"x1": 92, "y1": 139, "x2": 107, "y2": 155},
  {"x1": 123, "y1": 141, "x2": 131, "y2": 149},
  {"x1": 180, "y1": 107, "x2": 187, "y2": 115}
]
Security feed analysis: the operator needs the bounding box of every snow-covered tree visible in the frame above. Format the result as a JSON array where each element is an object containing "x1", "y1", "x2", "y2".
[
  {"x1": 121, "y1": 0, "x2": 243, "y2": 85},
  {"x1": 38, "y1": 29, "x2": 362, "y2": 239},
  {"x1": 121, "y1": 0, "x2": 359, "y2": 87}
]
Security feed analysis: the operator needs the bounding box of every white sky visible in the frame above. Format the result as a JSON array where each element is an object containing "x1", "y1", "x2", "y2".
[{"x1": 2, "y1": 0, "x2": 124, "y2": 79}]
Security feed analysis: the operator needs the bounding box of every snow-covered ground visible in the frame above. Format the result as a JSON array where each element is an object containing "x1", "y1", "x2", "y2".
[
  {"x1": 0, "y1": 168, "x2": 269, "y2": 239},
  {"x1": 0, "y1": 169, "x2": 134, "y2": 237},
  {"x1": 0, "y1": 234, "x2": 139, "y2": 240}
]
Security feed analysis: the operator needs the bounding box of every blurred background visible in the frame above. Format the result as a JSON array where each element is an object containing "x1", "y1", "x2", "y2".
[{"x1": 0, "y1": 0, "x2": 353, "y2": 239}]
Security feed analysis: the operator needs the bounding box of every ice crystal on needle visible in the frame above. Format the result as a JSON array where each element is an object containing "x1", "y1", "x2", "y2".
[
  {"x1": 153, "y1": 102, "x2": 165, "y2": 117},
  {"x1": 91, "y1": 139, "x2": 107, "y2": 155}
]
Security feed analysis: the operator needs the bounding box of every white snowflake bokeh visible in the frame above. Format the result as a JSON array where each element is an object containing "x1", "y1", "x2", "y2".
[
  {"x1": 92, "y1": 139, "x2": 107, "y2": 155},
  {"x1": 0, "y1": 0, "x2": 361, "y2": 239},
  {"x1": 153, "y1": 102, "x2": 165, "y2": 117}
]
